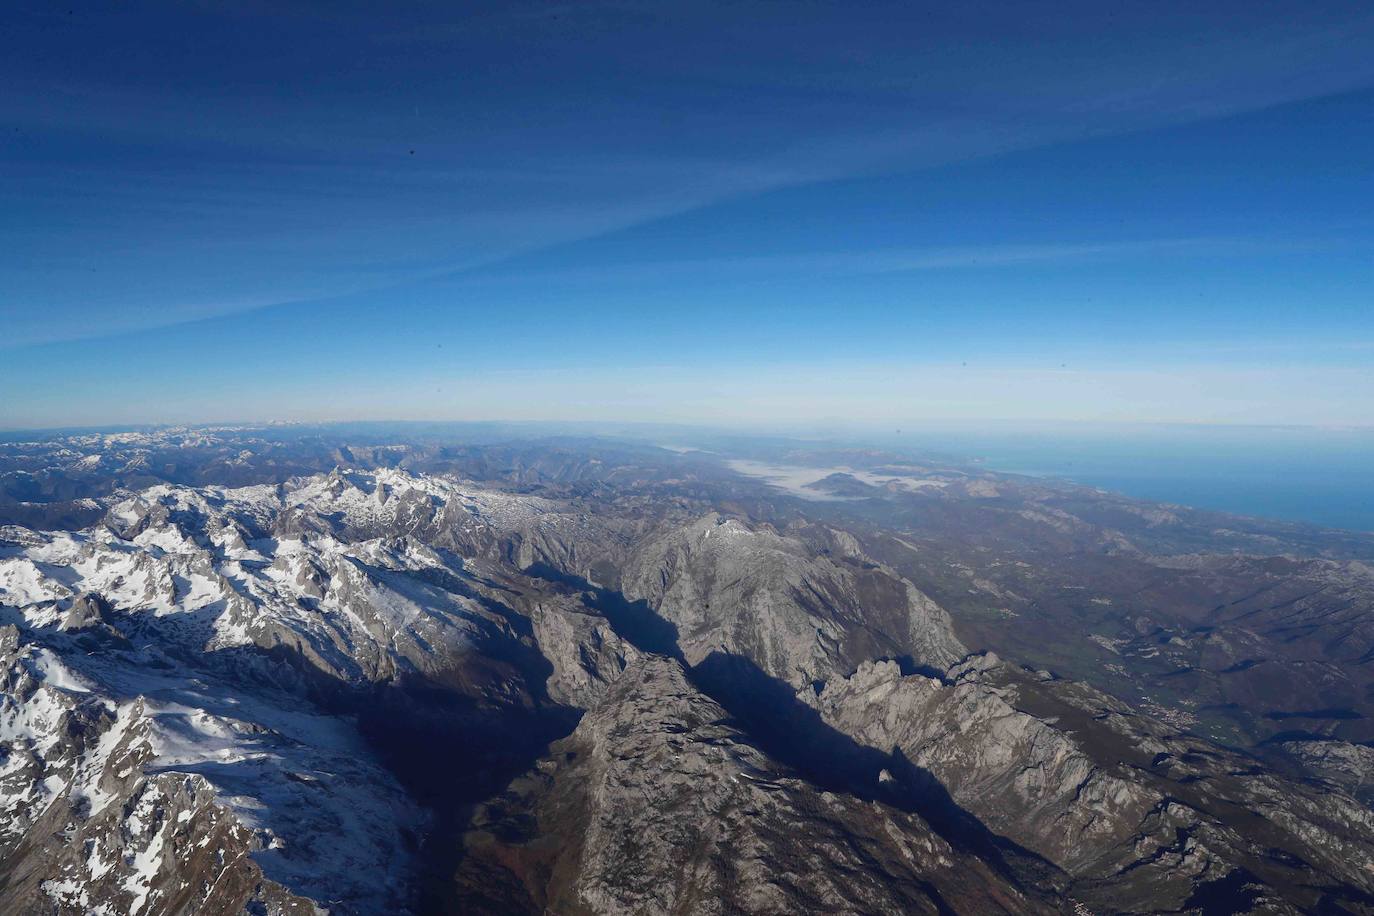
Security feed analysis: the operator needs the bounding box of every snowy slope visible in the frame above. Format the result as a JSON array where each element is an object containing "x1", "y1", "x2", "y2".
[{"x1": 0, "y1": 468, "x2": 566, "y2": 914}]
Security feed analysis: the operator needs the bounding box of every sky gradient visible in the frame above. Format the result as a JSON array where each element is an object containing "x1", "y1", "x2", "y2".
[{"x1": 3, "y1": 1, "x2": 1373, "y2": 429}]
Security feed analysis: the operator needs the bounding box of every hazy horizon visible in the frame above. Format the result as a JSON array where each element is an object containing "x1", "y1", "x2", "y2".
[
  {"x1": 6, "y1": 417, "x2": 1373, "y2": 531},
  {"x1": 6, "y1": 414, "x2": 1374, "y2": 436}
]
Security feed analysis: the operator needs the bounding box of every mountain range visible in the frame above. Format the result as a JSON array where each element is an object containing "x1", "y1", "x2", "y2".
[{"x1": 2, "y1": 425, "x2": 1373, "y2": 914}]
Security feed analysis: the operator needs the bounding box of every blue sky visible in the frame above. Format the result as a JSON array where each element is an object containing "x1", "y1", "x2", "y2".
[{"x1": 2, "y1": 0, "x2": 1373, "y2": 429}]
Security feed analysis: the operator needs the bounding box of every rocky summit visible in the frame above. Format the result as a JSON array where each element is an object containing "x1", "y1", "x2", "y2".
[{"x1": 3, "y1": 427, "x2": 1374, "y2": 914}]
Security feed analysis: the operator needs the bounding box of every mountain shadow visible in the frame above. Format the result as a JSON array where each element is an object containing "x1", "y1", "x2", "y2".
[{"x1": 518, "y1": 565, "x2": 1067, "y2": 902}]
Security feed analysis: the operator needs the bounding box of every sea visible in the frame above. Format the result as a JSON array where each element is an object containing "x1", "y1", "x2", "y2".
[{"x1": 867, "y1": 424, "x2": 1374, "y2": 534}]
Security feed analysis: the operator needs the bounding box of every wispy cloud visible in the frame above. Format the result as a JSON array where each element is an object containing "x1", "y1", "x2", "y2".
[
  {"x1": 7, "y1": 2, "x2": 1374, "y2": 348},
  {"x1": 453, "y1": 235, "x2": 1342, "y2": 288}
]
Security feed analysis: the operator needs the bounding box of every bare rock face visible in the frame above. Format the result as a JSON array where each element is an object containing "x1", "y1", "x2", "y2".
[
  {"x1": 804, "y1": 653, "x2": 1374, "y2": 913},
  {"x1": 1279, "y1": 738, "x2": 1374, "y2": 804},
  {"x1": 58, "y1": 592, "x2": 114, "y2": 632},
  {"x1": 457, "y1": 655, "x2": 1055, "y2": 915},
  {"x1": 804, "y1": 655, "x2": 1155, "y2": 872},
  {"x1": 620, "y1": 514, "x2": 965, "y2": 689},
  {"x1": 529, "y1": 596, "x2": 642, "y2": 707}
]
